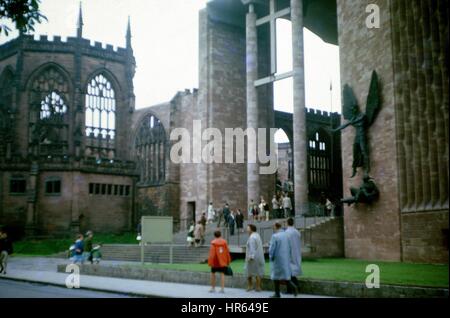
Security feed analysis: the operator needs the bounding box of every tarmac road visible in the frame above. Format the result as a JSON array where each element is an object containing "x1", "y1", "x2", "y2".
[{"x1": 0, "y1": 279, "x2": 134, "y2": 298}]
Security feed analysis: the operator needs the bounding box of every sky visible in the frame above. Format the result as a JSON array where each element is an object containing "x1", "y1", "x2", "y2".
[{"x1": 0, "y1": 0, "x2": 341, "y2": 142}]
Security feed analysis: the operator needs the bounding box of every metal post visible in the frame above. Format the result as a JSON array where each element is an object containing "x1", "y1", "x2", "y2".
[
  {"x1": 140, "y1": 241, "x2": 144, "y2": 265},
  {"x1": 169, "y1": 245, "x2": 173, "y2": 264}
]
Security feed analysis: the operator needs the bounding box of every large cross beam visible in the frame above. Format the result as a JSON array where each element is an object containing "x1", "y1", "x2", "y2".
[
  {"x1": 253, "y1": 0, "x2": 292, "y2": 87},
  {"x1": 244, "y1": 0, "x2": 308, "y2": 216}
]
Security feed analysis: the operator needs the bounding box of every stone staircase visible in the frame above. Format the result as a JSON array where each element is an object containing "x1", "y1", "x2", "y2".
[
  {"x1": 100, "y1": 244, "x2": 210, "y2": 264},
  {"x1": 173, "y1": 216, "x2": 336, "y2": 248},
  {"x1": 54, "y1": 216, "x2": 341, "y2": 263}
]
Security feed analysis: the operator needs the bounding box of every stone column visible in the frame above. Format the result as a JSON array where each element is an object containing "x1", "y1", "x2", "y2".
[
  {"x1": 25, "y1": 162, "x2": 38, "y2": 236},
  {"x1": 246, "y1": 4, "x2": 260, "y2": 207},
  {"x1": 291, "y1": 0, "x2": 308, "y2": 215},
  {"x1": 70, "y1": 171, "x2": 81, "y2": 235}
]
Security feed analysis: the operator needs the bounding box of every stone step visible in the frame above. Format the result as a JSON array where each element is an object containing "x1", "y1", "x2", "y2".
[{"x1": 96, "y1": 244, "x2": 210, "y2": 263}]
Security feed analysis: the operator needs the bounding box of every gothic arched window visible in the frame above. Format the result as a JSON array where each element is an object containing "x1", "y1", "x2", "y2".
[
  {"x1": 29, "y1": 66, "x2": 70, "y2": 158},
  {"x1": 85, "y1": 74, "x2": 116, "y2": 159},
  {"x1": 0, "y1": 68, "x2": 14, "y2": 157},
  {"x1": 134, "y1": 114, "x2": 166, "y2": 186},
  {"x1": 308, "y1": 130, "x2": 331, "y2": 189}
]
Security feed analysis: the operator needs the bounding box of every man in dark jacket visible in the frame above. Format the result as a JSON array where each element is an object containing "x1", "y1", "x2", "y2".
[
  {"x1": 235, "y1": 209, "x2": 245, "y2": 233},
  {"x1": 222, "y1": 203, "x2": 231, "y2": 227},
  {"x1": 228, "y1": 211, "x2": 236, "y2": 236},
  {"x1": 0, "y1": 230, "x2": 13, "y2": 275},
  {"x1": 84, "y1": 231, "x2": 94, "y2": 264},
  {"x1": 73, "y1": 234, "x2": 85, "y2": 264}
]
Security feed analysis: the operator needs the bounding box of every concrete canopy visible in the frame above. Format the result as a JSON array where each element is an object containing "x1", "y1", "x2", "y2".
[{"x1": 207, "y1": 0, "x2": 338, "y2": 45}]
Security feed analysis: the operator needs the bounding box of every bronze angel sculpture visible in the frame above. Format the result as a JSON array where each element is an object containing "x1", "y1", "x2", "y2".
[{"x1": 333, "y1": 71, "x2": 381, "y2": 178}]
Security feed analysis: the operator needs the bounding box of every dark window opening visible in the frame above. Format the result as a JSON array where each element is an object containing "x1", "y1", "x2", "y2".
[
  {"x1": 101, "y1": 184, "x2": 107, "y2": 195},
  {"x1": 89, "y1": 183, "x2": 94, "y2": 194},
  {"x1": 10, "y1": 178, "x2": 26, "y2": 194},
  {"x1": 95, "y1": 183, "x2": 100, "y2": 195},
  {"x1": 45, "y1": 179, "x2": 61, "y2": 195}
]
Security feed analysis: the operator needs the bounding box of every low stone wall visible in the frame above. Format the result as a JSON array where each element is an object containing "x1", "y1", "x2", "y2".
[
  {"x1": 304, "y1": 217, "x2": 345, "y2": 258},
  {"x1": 57, "y1": 264, "x2": 448, "y2": 298}
]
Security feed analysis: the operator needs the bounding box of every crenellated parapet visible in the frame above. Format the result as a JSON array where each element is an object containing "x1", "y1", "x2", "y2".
[{"x1": 0, "y1": 34, "x2": 133, "y2": 64}]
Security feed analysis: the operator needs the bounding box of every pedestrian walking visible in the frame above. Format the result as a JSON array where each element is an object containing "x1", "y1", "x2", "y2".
[
  {"x1": 268, "y1": 222, "x2": 298, "y2": 298},
  {"x1": 208, "y1": 230, "x2": 232, "y2": 293},
  {"x1": 187, "y1": 222, "x2": 195, "y2": 247},
  {"x1": 244, "y1": 224, "x2": 265, "y2": 292},
  {"x1": 228, "y1": 211, "x2": 236, "y2": 236},
  {"x1": 285, "y1": 218, "x2": 303, "y2": 294},
  {"x1": 200, "y1": 213, "x2": 207, "y2": 229},
  {"x1": 235, "y1": 209, "x2": 245, "y2": 233},
  {"x1": 73, "y1": 234, "x2": 85, "y2": 264},
  {"x1": 207, "y1": 202, "x2": 215, "y2": 224},
  {"x1": 0, "y1": 230, "x2": 13, "y2": 275},
  {"x1": 282, "y1": 193, "x2": 293, "y2": 218},
  {"x1": 272, "y1": 195, "x2": 280, "y2": 219},
  {"x1": 84, "y1": 230, "x2": 94, "y2": 264},
  {"x1": 325, "y1": 198, "x2": 335, "y2": 217},
  {"x1": 91, "y1": 244, "x2": 103, "y2": 264},
  {"x1": 259, "y1": 197, "x2": 269, "y2": 222},
  {"x1": 194, "y1": 221, "x2": 204, "y2": 247},
  {"x1": 216, "y1": 208, "x2": 224, "y2": 227},
  {"x1": 222, "y1": 203, "x2": 231, "y2": 227},
  {"x1": 248, "y1": 200, "x2": 257, "y2": 222}
]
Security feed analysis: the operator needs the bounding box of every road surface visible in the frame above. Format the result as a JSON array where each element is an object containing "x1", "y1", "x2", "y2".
[{"x1": 0, "y1": 279, "x2": 134, "y2": 298}]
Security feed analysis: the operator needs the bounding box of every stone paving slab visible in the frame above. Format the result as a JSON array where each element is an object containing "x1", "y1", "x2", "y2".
[
  {"x1": 0, "y1": 269, "x2": 326, "y2": 298},
  {"x1": 1, "y1": 257, "x2": 327, "y2": 298}
]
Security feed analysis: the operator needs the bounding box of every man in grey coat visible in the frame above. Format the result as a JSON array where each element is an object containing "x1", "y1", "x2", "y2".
[
  {"x1": 268, "y1": 222, "x2": 298, "y2": 298},
  {"x1": 244, "y1": 224, "x2": 265, "y2": 292},
  {"x1": 285, "y1": 218, "x2": 303, "y2": 294}
]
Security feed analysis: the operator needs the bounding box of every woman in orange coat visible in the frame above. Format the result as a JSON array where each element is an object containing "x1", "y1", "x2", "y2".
[{"x1": 208, "y1": 230, "x2": 231, "y2": 293}]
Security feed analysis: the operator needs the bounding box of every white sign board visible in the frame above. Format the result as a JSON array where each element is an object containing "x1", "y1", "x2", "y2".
[{"x1": 141, "y1": 216, "x2": 173, "y2": 244}]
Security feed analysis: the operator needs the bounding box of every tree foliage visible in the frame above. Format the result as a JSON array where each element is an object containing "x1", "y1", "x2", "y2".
[{"x1": 0, "y1": 0, "x2": 47, "y2": 36}]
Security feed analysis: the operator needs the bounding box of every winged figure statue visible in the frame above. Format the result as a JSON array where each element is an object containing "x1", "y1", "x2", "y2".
[{"x1": 333, "y1": 71, "x2": 381, "y2": 178}]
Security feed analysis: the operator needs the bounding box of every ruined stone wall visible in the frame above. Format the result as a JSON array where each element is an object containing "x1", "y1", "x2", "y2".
[
  {"x1": 131, "y1": 102, "x2": 179, "y2": 229},
  {"x1": 176, "y1": 90, "x2": 203, "y2": 228},
  {"x1": 0, "y1": 36, "x2": 137, "y2": 237},
  {"x1": 0, "y1": 170, "x2": 28, "y2": 232},
  {"x1": 197, "y1": 8, "x2": 248, "y2": 215},
  {"x1": 35, "y1": 171, "x2": 133, "y2": 235}
]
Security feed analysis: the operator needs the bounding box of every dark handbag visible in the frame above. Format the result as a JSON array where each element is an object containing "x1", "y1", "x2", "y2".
[{"x1": 224, "y1": 266, "x2": 233, "y2": 276}]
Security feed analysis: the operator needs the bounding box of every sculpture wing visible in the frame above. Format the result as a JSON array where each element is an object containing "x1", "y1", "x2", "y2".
[
  {"x1": 342, "y1": 84, "x2": 358, "y2": 121},
  {"x1": 365, "y1": 71, "x2": 381, "y2": 126}
]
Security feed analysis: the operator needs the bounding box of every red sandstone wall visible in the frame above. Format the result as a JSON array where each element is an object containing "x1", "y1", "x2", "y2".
[
  {"x1": 401, "y1": 211, "x2": 449, "y2": 264},
  {"x1": 337, "y1": 0, "x2": 402, "y2": 261},
  {"x1": 199, "y1": 9, "x2": 249, "y2": 214}
]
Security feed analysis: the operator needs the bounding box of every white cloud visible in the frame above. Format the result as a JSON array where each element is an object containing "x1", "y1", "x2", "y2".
[{"x1": 0, "y1": 0, "x2": 340, "y2": 114}]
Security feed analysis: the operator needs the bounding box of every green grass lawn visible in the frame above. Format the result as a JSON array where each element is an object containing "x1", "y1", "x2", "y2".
[
  {"x1": 137, "y1": 258, "x2": 449, "y2": 288},
  {"x1": 13, "y1": 232, "x2": 137, "y2": 256},
  {"x1": 12, "y1": 236, "x2": 449, "y2": 288}
]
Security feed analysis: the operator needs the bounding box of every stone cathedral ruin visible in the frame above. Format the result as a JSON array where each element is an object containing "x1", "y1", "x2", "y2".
[{"x1": 0, "y1": 0, "x2": 448, "y2": 264}]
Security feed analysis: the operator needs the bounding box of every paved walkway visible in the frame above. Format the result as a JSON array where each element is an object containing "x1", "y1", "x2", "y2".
[{"x1": 1, "y1": 257, "x2": 330, "y2": 298}]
